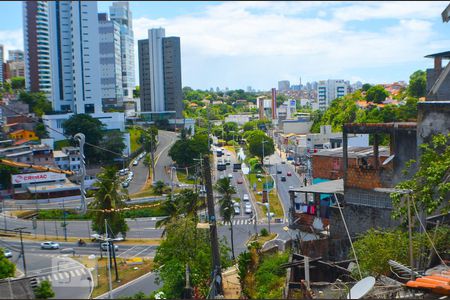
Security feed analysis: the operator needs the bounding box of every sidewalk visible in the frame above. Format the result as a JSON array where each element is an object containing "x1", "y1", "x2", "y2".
[{"x1": 222, "y1": 266, "x2": 241, "y2": 299}]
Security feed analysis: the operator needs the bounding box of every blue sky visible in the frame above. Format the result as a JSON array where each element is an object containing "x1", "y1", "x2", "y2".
[{"x1": 1, "y1": 1, "x2": 449, "y2": 91}]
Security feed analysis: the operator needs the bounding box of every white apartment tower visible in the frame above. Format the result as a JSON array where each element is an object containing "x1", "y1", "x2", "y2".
[
  {"x1": 48, "y1": 1, "x2": 102, "y2": 114},
  {"x1": 317, "y1": 79, "x2": 348, "y2": 110},
  {"x1": 109, "y1": 2, "x2": 135, "y2": 100},
  {"x1": 148, "y1": 28, "x2": 166, "y2": 112},
  {"x1": 0, "y1": 45, "x2": 3, "y2": 84}
]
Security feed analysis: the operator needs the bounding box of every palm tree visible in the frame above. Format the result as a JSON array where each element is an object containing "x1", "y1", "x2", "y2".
[
  {"x1": 155, "y1": 195, "x2": 180, "y2": 237},
  {"x1": 90, "y1": 166, "x2": 128, "y2": 238},
  {"x1": 214, "y1": 177, "x2": 237, "y2": 260}
]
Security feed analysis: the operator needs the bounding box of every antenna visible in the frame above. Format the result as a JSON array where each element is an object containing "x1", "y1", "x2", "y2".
[{"x1": 347, "y1": 276, "x2": 375, "y2": 299}]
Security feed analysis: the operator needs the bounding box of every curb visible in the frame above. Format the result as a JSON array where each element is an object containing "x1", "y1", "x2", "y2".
[{"x1": 94, "y1": 270, "x2": 154, "y2": 299}]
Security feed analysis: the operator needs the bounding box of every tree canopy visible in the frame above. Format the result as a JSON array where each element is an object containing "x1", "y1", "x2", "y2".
[
  {"x1": 98, "y1": 130, "x2": 126, "y2": 164},
  {"x1": 11, "y1": 77, "x2": 25, "y2": 90},
  {"x1": 0, "y1": 248, "x2": 15, "y2": 279},
  {"x1": 18, "y1": 91, "x2": 52, "y2": 117},
  {"x1": 366, "y1": 85, "x2": 389, "y2": 104},
  {"x1": 245, "y1": 130, "x2": 275, "y2": 162},
  {"x1": 169, "y1": 133, "x2": 210, "y2": 167},
  {"x1": 90, "y1": 167, "x2": 129, "y2": 238},
  {"x1": 407, "y1": 70, "x2": 426, "y2": 98}
]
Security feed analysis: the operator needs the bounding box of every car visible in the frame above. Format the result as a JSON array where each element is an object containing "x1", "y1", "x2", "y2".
[
  {"x1": 41, "y1": 241, "x2": 60, "y2": 250},
  {"x1": 245, "y1": 206, "x2": 252, "y2": 214},
  {"x1": 132, "y1": 160, "x2": 139, "y2": 166},
  {"x1": 122, "y1": 181, "x2": 129, "y2": 188},
  {"x1": 256, "y1": 173, "x2": 263, "y2": 178},
  {"x1": 2, "y1": 249, "x2": 12, "y2": 258},
  {"x1": 287, "y1": 172, "x2": 292, "y2": 176},
  {"x1": 100, "y1": 242, "x2": 119, "y2": 252},
  {"x1": 233, "y1": 201, "x2": 240, "y2": 208},
  {"x1": 228, "y1": 173, "x2": 233, "y2": 179},
  {"x1": 277, "y1": 170, "x2": 282, "y2": 174},
  {"x1": 281, "y1": 176, "x2": 286, "y2": 182},
  {"x1": 237, "y1": 178, "x2": 243, "y2": 184},
  {"x1": 243, "y1": 194, "x2": 249, "y2": 201},
  {"x1": 234, "y1": 206, "x2": 240, "y2": 215},
  {"x1": 257, "y1": 191, "x2": 263, "y2": 195},
  {"x1": 119, "y1": 169, "x2": 127, "y2": 176},
  {"x1": 281, "y1": 160, "x2": 286, "y2": 164},
  {"x1": 289, "y1": 186, "x2": 294, "y2": 190}
]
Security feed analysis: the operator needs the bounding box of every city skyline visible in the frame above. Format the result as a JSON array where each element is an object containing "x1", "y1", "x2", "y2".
[{"x1": 1, "y1": 1, "x2": 449, "y2": 90}]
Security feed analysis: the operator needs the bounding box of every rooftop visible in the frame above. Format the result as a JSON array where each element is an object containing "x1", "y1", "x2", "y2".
[
  {"x1": 344, "y1": 122, "x2": 417, "y2": 134},
  {"x1": 289, "y1": 179, "x2": 344, "y2": 195},
  {"x1": 313, "y1": 146, "x2": 390, "y2": 159},
  {"x1": 425, "y1": 51, "x2": 450, "y2": 59}
]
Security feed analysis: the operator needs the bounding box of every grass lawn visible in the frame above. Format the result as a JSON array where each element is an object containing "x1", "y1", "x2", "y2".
[
  {"x1": 176, "y1": 168, "x2": 196, "y2": 184},
  {"x1": 246, "y1": 174, "x2": 283, "y2": 218},
  {"x1": 74, "y1": 256, "x2": 154, "y2": 298},
  {"x1": 247, "y1": 233, "x2": 277, "y2": 245},
  {"x1": 127, "y1": 127, "x2": 142, "y2": 153}
]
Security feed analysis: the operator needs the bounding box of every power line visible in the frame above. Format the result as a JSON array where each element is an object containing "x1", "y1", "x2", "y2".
[{"x1": 0, "y1": 103, "x2": 124, "y2": 157}]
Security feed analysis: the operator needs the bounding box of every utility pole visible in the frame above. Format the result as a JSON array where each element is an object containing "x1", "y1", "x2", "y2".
[
  {"x1": 407, "y1": 192, "x2": 415, "y2": 281},
  {"x1": 62, "y1": 198, "x2": 67, "y2": 241},
  {"x1": 262, "y1": 140, "x2": 271, "y2": 233},
  {"x1": 105, "y1": 220, "x2": 113, "y2": 300},
  {"x1": 150, "y1": 130, "x2": 156, "y2": 183},
  {"x1": 202, "y1": 154, "x2": 223, "y2": 297},
  {"x1": 74, "y1": 133, "x2": 87, "y2": 214},
  {"x1": 14, "y1": 227, "x2": 27, "y2": 276}
]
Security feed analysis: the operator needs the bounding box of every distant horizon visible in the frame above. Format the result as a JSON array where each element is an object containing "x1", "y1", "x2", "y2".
[{"x1": 1, "y1": 1, "x2": 448, "y2": 90}]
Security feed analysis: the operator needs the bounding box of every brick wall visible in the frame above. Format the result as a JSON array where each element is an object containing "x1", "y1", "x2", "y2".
[{"x1": 312, "y1": 155, "x2": 343, "y2": 180}]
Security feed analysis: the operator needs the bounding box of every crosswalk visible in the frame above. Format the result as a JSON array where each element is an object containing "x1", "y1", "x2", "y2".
[
  {"x1": 35, "y1": 267, "x2": 88, "y2": 284},
  {"x1": 220, "y1": 219, "x2": 254, "y2": 226}
]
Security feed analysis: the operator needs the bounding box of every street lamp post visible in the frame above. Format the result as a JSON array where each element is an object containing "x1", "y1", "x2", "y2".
[
  {"x1": 13, "y1": 227, "x2": 27, "y2": 276},
  {"x1": 171, "y1": 166, "x2": 176, "y2": 200}
]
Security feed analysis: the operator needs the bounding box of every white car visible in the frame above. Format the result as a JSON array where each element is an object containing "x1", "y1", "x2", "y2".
[
  {"x1": 233, "y1": 201, "x2": 240, "y2": 208},
  {"x1": 228, "y1": 173, "x2": 233, "y2": 179},
  {"x1": 132, "y1": 160, "x2": 139, "y2": 166},
  {"x1": 41, "y1": 241, "x2": 60, "y2": 250},
  {"x1": 244, "y1": 204, "x2": 252, "y2": 214},
  {"x1": 243, "y1": 194, "x2": 249, "y2": 201},
  {"x1": 234, "y1": 206, "x2": 240, "y2": 215},
  {"x1": 2, "y1": 249, "x2": 12, "y2": 258}
]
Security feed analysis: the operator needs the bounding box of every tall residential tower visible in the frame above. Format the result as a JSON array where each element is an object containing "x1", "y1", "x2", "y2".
[
  {"x1": 23, "y1": 1, "x2": 52, "y2": 94},
  {"x1": 138, "y1": 28, "x2": 183, "y2": 118},
  {"x1": 48, "y1": 1, "x2": 102, "y2": 114}
]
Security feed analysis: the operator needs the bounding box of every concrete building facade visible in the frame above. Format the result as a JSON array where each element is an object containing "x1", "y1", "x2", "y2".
[
  {"x1": 48, "y1": 1, "x2": 102, "y2": 114},
  {"x1": 0, "y1": 44, "x2": 3, "y2": 84},
  {"x1": 317, "y1": 79, "x2": 348, "y2": 110},
  {"x1": 109, "y1": 2, "x2": 135, "y2": 100},
  {"x1": 278, "y1": 80, "x2": 290, "y2": 92},
  {"x1": 138, "y1": 28, "x2": 183, "y2": 118},
  {"x1": 98, "y1": 12, "x2": 123, "y2": 109},
  {"x1": 8, "y1": 50, "x2": 24, "y2": 62},
  {"x1": 23, "y1": 1, "x2": 52, "y2": 94}
]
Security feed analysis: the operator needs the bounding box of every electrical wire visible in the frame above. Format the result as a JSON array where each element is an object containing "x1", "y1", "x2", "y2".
[{"x1": 410, "y1": 197, "x2": 449, "y2": 270}]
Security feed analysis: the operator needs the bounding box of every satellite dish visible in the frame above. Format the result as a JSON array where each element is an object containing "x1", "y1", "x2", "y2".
[
  {"x1": 382, "y1": 154, "x2": 395, "y2": 166},
  {"x1": 347, "y1": 276, "x2": 375, "y2": 299}
]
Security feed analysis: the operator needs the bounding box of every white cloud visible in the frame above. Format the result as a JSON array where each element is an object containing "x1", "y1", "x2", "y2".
[
  {"x1": 131, "y1": 1, "x2": 449, "y2": 89},
  {"x1": 0, "y1": 29, "x2": 23, "y2": 59}
]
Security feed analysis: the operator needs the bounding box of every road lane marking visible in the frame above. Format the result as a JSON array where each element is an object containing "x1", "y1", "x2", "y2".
[
  {"x1": 75, "y1": 269, "x2": 81, "y2": 276},
  {"x1": 70, "y1": 270, "x2": 76, "y2": 277},
  {"x1": 52, "y1": 274, "x2": 58, "y2": 280},
  {"x1": 80, "y1": 268, "x2": 86, "y2": 275}
]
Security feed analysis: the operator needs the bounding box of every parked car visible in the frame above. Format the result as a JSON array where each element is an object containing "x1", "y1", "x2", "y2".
[
  {"x1": 132, "y1": 160, "x2": 139, "y2": 166},
  {"x1": 281, "y1": 176, "x2": 286, "y2": 182},
  {"x1": 2, "y1": 249, "x2": 12, "y2": 258},
  {"x1": 234, "y1": 206, "x2": 241, "y2": 215},
  {"x1": 243, "y1": 194, "x2": 249, "y2": 201},
  {"x1": 287, "y1": 172, "x2": 292, "y2": 176},
  {"x1": 100, "y1": 242, "x2": 119, "y2": 252},
  {"x1": 122, "y1": 181, "x2": 129, "y2": 188},
  {"x1": 244, "y1": 203, "x2": 252, "y2": 214},
  {"x1": 41, "y1": 241, "x2": 60, "y2": 250}
]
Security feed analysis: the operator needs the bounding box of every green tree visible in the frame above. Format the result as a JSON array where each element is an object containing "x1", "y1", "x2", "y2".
[
  {"x1": 90, "y1": 167, "x2": 129, "y2": 238},
  {"x1": 153, "y1": 217, "x2": 231, "y2": 299},
  {"x1": 18, "y1": 91, "x2": 52, "y2": 116},
  {"x1": 276, "y1": 93, "x2": 288, "y2": 107},
  {"x1": 62, "y1": 114, "x2": 105, "y2": 163},
  {"x1": 391, "y1": 133, "x2": 450, "y2": 220},
  {"x1": 407, "y1": 70, "x2": 426, "y2": 98},
  {"x1": 0, "y1": 248, "x2": 15, "y2": 279},
  {"x1": 0, "y1": 165, "x2": 19, "y2": 190},
  {"x1": 246, "y1": 130, "x2": 275, "y2": 163},
  {"x1": 254, "y1": 251, "x2": 290, "y2": 299},
  {"x1": 169, "y1": 134, "x2": 209, "y2": 167},
  {"x1": 153, "y1": 180, "x2": 166, "y2": 195},
  {"x1": 140, "y1": 126, "x2": 158, "y2": 176},
  {"x1": 119, "y1": 291, "x2": 147, "y2": 299},
  {"x1": 11, "y1": 77, "x2": 25, "y2": 90},
  {"x1": 98, "y1": 130, "x2": 126, "y2": 165},
  {"x1": 133, "y1": 86, "x2": 140, "y2": 98},
  {"x1": 215, "y1": 177, "x2": 237, "y2": 260},
  {"x1": 366, "y1": 85, "x2": 389, "y2": 104},
  {"x1": 34, "y1": 280, "x2": 55, "y2": 299},
  {"x1": 361, "y1": 83, "x2": 372, "y2": 92},
  {"x1": 35, "y1": 123, "x2": 49, "y2": 139}
]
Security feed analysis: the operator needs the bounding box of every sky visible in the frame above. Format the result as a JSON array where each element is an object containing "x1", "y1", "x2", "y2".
[{"x1": 1, "y1": 1, "x2": 449, "y2": 91}]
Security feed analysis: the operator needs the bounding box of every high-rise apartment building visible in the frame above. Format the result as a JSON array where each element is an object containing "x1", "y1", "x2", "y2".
[
  {"x1": 8, "y1": 50, "x2": 24, "y2": 62},
  {"x1": 48, "y1": 1, "x2": 102, "y2": 114},
  {"x1": 23, "y1": 1, "x2": 52, "y2": 94},
  {"x1": 98, "y1": 13, "x2": 123, "y2": 109},
  {"x1": 138, "y1": 28, "x2": 183, "y2": 118},
  {"x1": 278, "y1": 80, "x2": 290, "y2": 92},
  {"x1": 109, "y1": 2, "x2": 135, "y2": 100},
  {"x1": 0, "y1": 45, "x2": 4, "y2": 84},
  {"x1": 317, "y1": 79, "x2": 348, "y2": 110}
]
